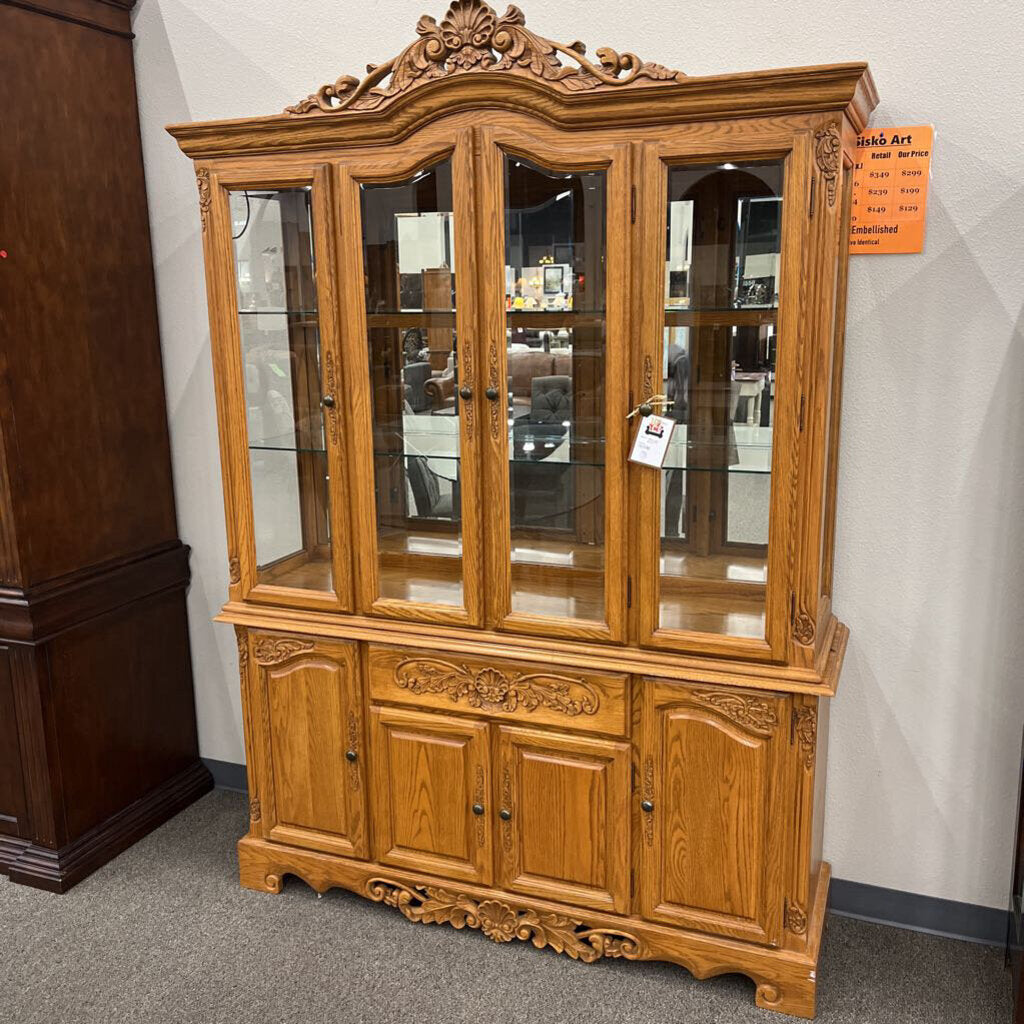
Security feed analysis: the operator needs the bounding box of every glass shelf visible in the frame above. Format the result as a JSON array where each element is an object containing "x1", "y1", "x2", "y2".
[{"x1": 238, "y1": 308, "x2": 319, "y2": 316}]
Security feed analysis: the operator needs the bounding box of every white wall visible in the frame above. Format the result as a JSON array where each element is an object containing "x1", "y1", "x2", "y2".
[{"x1": 131, "y1": 0, "x2": 1024, "y2": 911}]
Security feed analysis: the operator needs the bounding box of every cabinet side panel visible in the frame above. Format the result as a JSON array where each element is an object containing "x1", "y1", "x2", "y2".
[
  {"x1": 0, "y1": 647, "x2": 27, "y2": 838},
  {"x1": 0, "y1": 6, "x2": 178, "y2": 585},
  {"x1": 47, "y1": 590, "x2": 199, "y2": 841}
]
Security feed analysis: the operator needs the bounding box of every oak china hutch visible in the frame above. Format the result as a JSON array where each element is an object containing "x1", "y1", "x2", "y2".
[{"x1": 169, "y1": 4, "x2": 876, "y2": 1016}]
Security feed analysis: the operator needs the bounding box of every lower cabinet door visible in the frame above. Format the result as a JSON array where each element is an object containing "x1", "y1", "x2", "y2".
[
  {"x1": 0, "y1": 647, "x2": 27, "y2": 839},
  {"x1": 369, "y1": 706, "x2": 492, "y2": 885},
  {"x1": 497, "y1": 725, "x2": 631, "y2": 913},
  {"x1": 639, "y1": 681, "x2": 790, "y2": 945},
  {"x1": 252, "y1": 633, "x2": 367, "y2": 858}
]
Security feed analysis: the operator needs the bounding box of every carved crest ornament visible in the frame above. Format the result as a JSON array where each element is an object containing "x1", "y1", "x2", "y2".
[{"x1": 286, "y1": 0, "x2": 686, "y2": 116}]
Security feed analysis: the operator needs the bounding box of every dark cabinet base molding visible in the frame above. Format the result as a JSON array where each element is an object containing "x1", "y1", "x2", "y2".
[{"x1": 1, "y1": 761, "x2": 211, "y2": 893}]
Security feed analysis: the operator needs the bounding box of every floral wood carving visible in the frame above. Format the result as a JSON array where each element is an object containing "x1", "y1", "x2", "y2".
[
  {"x1": 228, "y1": 556, "x2": 241, "y2": 586},
  {"x1": 252, "y1": 636, "x2": 315, "y2": 665},
  {"x1": 814, "y1": 124, "x2": 841, "y2": 208},
  {"x1": 249, "y1": 796, "x2": 262, "y2": 822},
  {"x1": 487, "y1": 340, "x2": 500, "y2": 440},
  {"x1": 690, "y1": 690, "x2": 779, "y2": 735},
  {"x1": 366, "y1": 878, "x2": 645, "y2": 960},
  {"x1": 196, "y1": 169, "x2": 212, "y2": 232},
  {"x1": 794, "y1": 706, "x2": 817, "y2": 769},
  {"x1": 393, "y1": 657, "x2": 600, "y2": 715},
  {"x1": 641, "y1": 354, "x2": 654, "y2": 401},
  {"x1": 474, "y1": 765, "x2": 486, "y2": 848},
  {"x1": 641, "y1": 755, "x2": 655, "y2": 847},
  {"x1": 323, "y1": 351, "x2": 339, "y2": 444},
  {"x1": 347, "y1": 711, "x2": 361, "y2": 791},
  {"x1": 793, "y1": 610, "x2": 816, "y2": 646},
  {"x1": 235, "y1": 627, "x2": 249, "y2": 670},
  {"x1": 501, "y1": 764, "x2": 513, "y2": 853},
  {"x1": 785, "y1": 899, "x2": 807, "y2": 935},
  {"x1": 462, "y1": 339, "x2": 475, "y2": 439},
  {"x1": 285, "y1": 1, "x2": 685, "y2": 117}
]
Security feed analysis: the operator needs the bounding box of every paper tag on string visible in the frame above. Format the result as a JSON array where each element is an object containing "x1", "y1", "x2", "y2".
[{"x1": 629, "y1": 414, "x2": 675, "y2": 469}]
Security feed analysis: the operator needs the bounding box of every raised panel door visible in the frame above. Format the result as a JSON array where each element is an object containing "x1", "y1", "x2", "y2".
[
  {"x1": 497, "y1": 725, "x2": 630, "y2": 913},
  {"x1": 640, "y1": 680, "x2": 790, "y2": 945},
  {"x1": 369, "y1": 706, "x2": 491, "y2": 884},
  {"x1": 253, "y1": 634, "x2": 367, "y2": 858},
  {"x1": 0, "y1": 647, "x2": 26, "y2": 839}
]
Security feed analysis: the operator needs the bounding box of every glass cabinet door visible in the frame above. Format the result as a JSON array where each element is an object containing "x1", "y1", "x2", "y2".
[
  {"x1": 479, "y1": 133, "x2": 628, "y2": 641},
  {"x1": 339, "y1": 134, "x2": 482, "y2": 625},
  {"x1": 639, "y1": 152, "x2": 792, "y2": 653},
  {"x1": 227, "y1": 181, "x2": 346, "y2": 602}
]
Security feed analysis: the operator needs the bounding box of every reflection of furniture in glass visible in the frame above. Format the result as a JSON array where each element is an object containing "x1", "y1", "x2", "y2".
[
  {"x1": 401, "y1": 361, "x2": 432, "y2": 412},
  {"x1": 172, "y1": 6, "x2": 875, "y2": 1016}
]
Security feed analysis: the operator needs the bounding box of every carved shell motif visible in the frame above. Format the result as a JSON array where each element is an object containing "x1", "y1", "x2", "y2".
[
  {"x1": 366, "y1": 879, "x2": 644, "y2": 960},
  {"x1": 286, "y1": 1, "x2": 685, "y2": 116},
  {"x1": 394, "y1": 657, "x2": 599, "y2": 716}
]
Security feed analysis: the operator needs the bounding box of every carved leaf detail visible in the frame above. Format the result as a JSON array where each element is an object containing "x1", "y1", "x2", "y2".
[
  {"x1": 793, "y1": 610, "x2": 816, "y2": 646},
  {"x1": 285, "y1": 0, "x2": 685, "y2": 116},
  {"x1": 641, "y1": 754, "x2": 654, "y2": 847},
  {"x1": 252, "y1": 636, "x2": 315, "y2": 665},
  {"x1": 228, "y1": 556, "x2": 241, "y2": 585},
  {"x1": 690, "y1": 690, "x2": 779, "y2": 734},
  {"x1": 324, "y1": 351, "x2": 339, "y2": 444},
  {"x1": 234, "y1": 627, "x2": 249, "y2": 670},
  {"x1": 196, "y1": 169, "x2": 212, "y2": 232},
  {"x1": 814, "y1": 124, "x2": 841, "y2": 208},
  {"x1": 366, "y1": 879, "x2": 644, "y2": 961},
  {"x1": 794, "y1": 706, "x2": 817, "y2": 769},
  {"x1": 501, "y1": 764, "x2": 513, "y2": 853},
  {"x1": 394, "y1": 657, "x2": 600, "y2": 716},
  {"x1": 249, "y1": 796, "x2": 261, "y2": 822},
  {"x1": 786, "y1": 900, "x2": 807, "y2": 935}
]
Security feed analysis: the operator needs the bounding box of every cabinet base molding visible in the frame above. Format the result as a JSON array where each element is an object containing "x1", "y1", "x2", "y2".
[
  {"x1": 0, "y1": 761, "x2": 212, "y2": 893},
  {"x1": 238, "y1": 835, "x2": 830, "y2": 1019}
]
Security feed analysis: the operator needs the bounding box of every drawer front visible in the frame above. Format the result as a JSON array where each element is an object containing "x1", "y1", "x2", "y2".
[{"x1": 368, "y1": 644, "x2": 628, "y2": 737}]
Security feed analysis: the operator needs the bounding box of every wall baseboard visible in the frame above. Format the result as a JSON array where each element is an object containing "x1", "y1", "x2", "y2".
[{"x1": 200, "y1": 758, "x2": 1010, "y2": 947}]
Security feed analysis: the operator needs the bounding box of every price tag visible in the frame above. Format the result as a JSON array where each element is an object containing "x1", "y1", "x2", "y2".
[
  {"x1": 629, "y1": 414, "x2": 675, "y2": 469},
  {"x1": 850, "y1": 125, "x2": 933, "y2": 254}
]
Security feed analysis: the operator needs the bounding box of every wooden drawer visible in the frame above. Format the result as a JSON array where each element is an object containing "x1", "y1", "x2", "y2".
[{"x1": 367, "y1": 644, "x2": 628, "y2": 737}]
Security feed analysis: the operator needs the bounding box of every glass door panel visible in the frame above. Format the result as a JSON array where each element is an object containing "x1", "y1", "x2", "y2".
[
  {"x1": 502, "y1": 156, "x2": 608, "y2": 625},
  {"x1": 359, "y1": 160, "x2": 465, "y2": 608},
  {"x1": 230, "y1": 186, "x2": 333, "y2": 592},
  {"x1": 658, "y1": 161, "x2": 784, "y2": 640}
]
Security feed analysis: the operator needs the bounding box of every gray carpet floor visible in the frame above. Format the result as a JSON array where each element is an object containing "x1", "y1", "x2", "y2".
[{"x1": 0, "y1": 789, "x2": 1010, "y2": 1023}]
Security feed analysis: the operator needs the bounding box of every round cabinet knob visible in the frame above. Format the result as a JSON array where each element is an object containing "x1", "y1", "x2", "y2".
[
  {"x1": 639, "y1": 403, "x2": 653, "y2": 417},
  {"x1": 345, "y1": 749, "x2": 357, "y2": 762},
  {"x1": 641, "y1": 799, "x2": 654, "y2": 813},
  {"x1": 459, "y1": 385, "x2": 473, "y2": 400},
  {"x1": 485, "y1": 386, "x2": 500, "y2": 401},
  {"x1": 499, "y1": 808, "x2": 512, "y2": 821},
  {"x1": 322, "y1": 394, "x2": 336, "y2": 409},
  {"x1": 471, "y1": 803, "x2": 485, "y2": 816}
]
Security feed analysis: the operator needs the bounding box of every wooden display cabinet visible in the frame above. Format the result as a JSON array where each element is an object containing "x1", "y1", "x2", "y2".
[{"x1": 169, "y1": 4, "x2": 876, "y2": 1015}]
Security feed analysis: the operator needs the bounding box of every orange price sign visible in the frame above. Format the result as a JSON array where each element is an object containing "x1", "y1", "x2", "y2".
[{"x1": 849, "y1": 125, "x2": 933, "y2": 254}]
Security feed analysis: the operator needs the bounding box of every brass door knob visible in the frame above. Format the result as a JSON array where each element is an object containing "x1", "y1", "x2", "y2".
[
  {"x1": 322, "y1": 394, "x2": 336, "y2": 408},
  {"x1": 459, "y1": 385, "x2": 473, "y2": 400},
  {"x1": 485, "y1": 386, "x2": 500, "y2": 401},
  {"x1": 641, "y1": 799, "x2": 654, "y2": 813},
  {"x1": 499, "y1": 808, "x2": 512, "y2": 821},
  {"x1": 345, "y1": 749, "x2": 357, "y2": 762},
  {"x1": 472, "y1": 803, "x2": 485, "y2": 816}
]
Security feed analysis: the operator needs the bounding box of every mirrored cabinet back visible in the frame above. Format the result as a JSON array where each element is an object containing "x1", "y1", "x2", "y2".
[{"x1": 168, "y1": 4, "x2": 876, "y2": 1015}]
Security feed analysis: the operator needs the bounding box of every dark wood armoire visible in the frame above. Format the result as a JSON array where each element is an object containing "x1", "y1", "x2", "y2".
[{"x1": 0, "y1": 0, "x2": 211, "y2": 892}]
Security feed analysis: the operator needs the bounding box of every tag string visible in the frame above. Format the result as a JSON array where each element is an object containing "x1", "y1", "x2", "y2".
[{"x1": 627, "y1": 394, "x2": 671, "y2": 419}]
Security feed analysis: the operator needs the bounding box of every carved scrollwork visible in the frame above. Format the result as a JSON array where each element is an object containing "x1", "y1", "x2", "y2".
[
  {"x1": 500, "y1": 765, "x2": 513, "y2": 853},
  {"x1": 234, "y1": 627, "x2": 249, "y2": 670},
  {"x1": 641, "y1": 755, "x2": 655, "y2": 847},
  {"x1": 366, "y1": 878, "x2": 644, "y2": 960},
  {"x1": 228, "y1": 556, "x2": 241, "y2": 586},
  {"x1": 474, "y1": 766, "x2": 486, "y2": 848},
  {"x1": 487, "y1": 340, "x2": 500, "y2": 440},
  {"x1": 323, "y1": 351, "x2": 339, "y2": 445},
  {"x1": 690, "y1": 690, "x2": 779, "y2": 735},
  {"x1": 814, "y1": 124, "x2": 841, "y2": 208},
  {"x1": 252, "y1": 636, "x2": 315, "y2": 665},
  {"x1": 286, "y1": 1, "x2": 685, "y2": 117},
  {"x1": 249, "y1": 796, "x2": 262, "y2": 822},
  {"x1": 793, "y1": 610, "x2": 816, "y2": 646},
  {"x1": 785, "y1": 899, "x2": 807, "y2": 935},
  {"x1": 641, "y1": 354, "x2": 654, "y2": 401},
  {"x1": 196, "y1": 168, "x2": 212, "y2": 232},
  {"x1": 393, "y1": 657, "x2": 600, "y2": 716},
  {"x1": 794, "y1": 706, "x2": 817, "y2": 770},
  {"x1": 347, "y1": 711, "x2": 361, "y2": 791}
]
